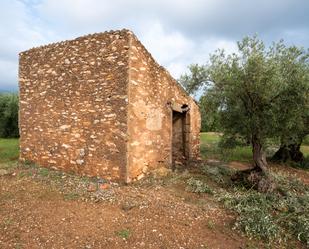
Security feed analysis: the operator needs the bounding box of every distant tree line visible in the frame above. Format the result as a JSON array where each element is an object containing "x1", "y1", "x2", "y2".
[{"x1": 0, "y1": 93, "x2": 19, "y2": 138}]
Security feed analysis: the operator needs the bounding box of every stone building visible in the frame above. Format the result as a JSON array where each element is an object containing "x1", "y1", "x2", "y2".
[{"x1": 19, "y1": 29, "x2": 201, "y2": 182}]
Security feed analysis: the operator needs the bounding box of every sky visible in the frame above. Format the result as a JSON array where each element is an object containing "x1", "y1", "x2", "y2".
[{"x1": 0, "y1": 0, "x2": 308, "y2": 92}]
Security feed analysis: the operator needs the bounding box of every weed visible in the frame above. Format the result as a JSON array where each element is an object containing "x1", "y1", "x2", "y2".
[
  {"x1": 186, "y1": 177, "x2": 214, "y2": 194},
  {"x1": 18, "y1": 171, "x2": 29, "y2": 178},
  {"x1": 2, "y1": 217, "x2": 13, "y2": 228},
  {"x1": 38, "y1": 168, "x2": 50, "y2": 177},
  {"x1": 206, "y1": 220, "x2": 215, "y2": 230},
  {"x1": 116, "y1": 229, "x2": 130, "y2": 239},
  {"x1": 63, "y1": 192, "x2": 80, "y2": 201},
  {"x1": 0, "y1": 138, "x2": 19, "y2": 163}
]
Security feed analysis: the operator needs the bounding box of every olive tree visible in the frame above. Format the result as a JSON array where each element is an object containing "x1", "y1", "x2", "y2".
[{"x1": 180, "y1": 36, "x2": 309, "y2": 191}]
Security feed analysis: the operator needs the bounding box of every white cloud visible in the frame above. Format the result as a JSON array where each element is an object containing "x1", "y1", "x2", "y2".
[
  {"x1": 0, "y1": 0, "x2": 53, "y2": 89},
  {"x1": 0, "y1": 0, "x2": 308, "y2": 90}
]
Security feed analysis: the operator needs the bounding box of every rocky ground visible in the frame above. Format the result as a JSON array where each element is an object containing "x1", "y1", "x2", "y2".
[{"x1": 0, "y1": 161, "x2": 307, "y2": 249}]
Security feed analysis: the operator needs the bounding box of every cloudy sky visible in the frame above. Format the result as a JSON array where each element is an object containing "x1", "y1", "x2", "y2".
[{"x1": 0, "y1": 0, "x2": 308, "y2": 91}]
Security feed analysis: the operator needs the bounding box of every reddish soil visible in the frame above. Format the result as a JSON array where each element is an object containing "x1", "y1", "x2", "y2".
[
  {"x1": 1, "y1": 162, "x2": 307, "y2": 249},
  {"x1": 0, "y1": 168, "x2": 260, "y2": 249}
]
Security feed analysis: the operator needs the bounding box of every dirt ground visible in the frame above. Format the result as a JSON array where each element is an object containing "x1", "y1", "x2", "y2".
[
  {"x1": 0, "y1": 162, "x2": 269, "y2": 249},
  {"x1": 1, "y1": 161, "x2": 307, "y2": 249}
]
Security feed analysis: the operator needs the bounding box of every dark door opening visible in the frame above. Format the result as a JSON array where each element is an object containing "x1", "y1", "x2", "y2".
[{"x1": 172, "y1": 110, "x2": 187, "y2": 167}]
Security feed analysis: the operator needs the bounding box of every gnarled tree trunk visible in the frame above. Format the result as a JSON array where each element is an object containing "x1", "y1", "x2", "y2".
[
  {"x1": 272, "y1": 143, "x2": 304, "y2": 163},
  {"x1": 252, "y1": 136, "x2": 268, "y2": 172},
  {"x1": 232, "y1": 134, "x2": 276, "y2": 193},
  {"x1": 249, "y1": 135, "x2": 275, "y2": 192}
]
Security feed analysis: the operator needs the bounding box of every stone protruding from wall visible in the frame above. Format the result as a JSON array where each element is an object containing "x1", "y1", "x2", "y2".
[{"x1": 19, "y1": 30, "x2": 130, "y2": 180}]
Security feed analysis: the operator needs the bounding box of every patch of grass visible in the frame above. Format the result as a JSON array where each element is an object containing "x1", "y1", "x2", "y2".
[
  {"x1": 201, "y1": 132, "x2": 309, "y2": 162},
  {"x1": 38, "y1": 168, "x2": 50, "y2": 177},
  {"x1": 116, "y1": 229, "x2": 131, "y2": 239},
  {"x1": 186, "y1": 177, "x2": 214, "y2": 194},
  {"x1": 301, "y1": 145, "x2": 309, "y2": 157},
  {"x1": 206, "y1": 220, "x2": 215, "y2": 230},
  {"x1": 18, "y1": 171, "x2": 33, "y2": 178},
  {"x1": 200, "y1": 132, "x2": 252, "y2": 162},
  {"x1": 0, "y1": 138, "x2": 19, "y2": 163},
  {"x1": 63, "y1": 192, "x2": 80, "y2": 201}
]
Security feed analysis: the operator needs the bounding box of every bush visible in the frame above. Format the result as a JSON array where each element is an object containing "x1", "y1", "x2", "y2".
[
  {"x1": 186, "y1": 177, "x2": 214, "y2": 194},
  {"x1": 202, "y1": 164, "x2": 234, "y2": 185},
  {"x1": 219, "y1": 190, "x2": 280, "y2": 241},
  {"x1": 217, "y1": 172, "x2": 309, "y2": 245},
  {"x1": 0, "y1": 93, "x2": 19, "y2": 138}
]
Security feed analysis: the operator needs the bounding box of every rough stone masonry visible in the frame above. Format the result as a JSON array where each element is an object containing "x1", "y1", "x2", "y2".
[{"x1": 19, "y1": 29, "x2": 201, "y2": 182}]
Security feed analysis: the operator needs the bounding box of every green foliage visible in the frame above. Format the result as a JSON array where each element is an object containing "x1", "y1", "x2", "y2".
[
  {"x1": 0, "y1": 138, "x2": 19, "y2": 163},
  {"x1": 303, "y1": 135, "x2": 309, "y2": 146},
  {"x1": 179, "y1": 63, "x2": 208, "y2": 95},
  {"x1": 200, "y1": 132, "x2": 253, "y2": 162},
  {"x1": 186, "y1": 177, "x2": 214, "y2": 194},
  {"x1": 202, "y1": 164, "x2": 234, "y2": 185},
  {"x1": 0, "y1": 93, "x2": 19, "y2": 138},
  {"x1": 217, "y1": 172, "x2": 309, "y2": 245},
  {"x1": 38, "y1": 168, "x2": 50, "y2": 177},
  {"x1": 116, "y1": 229, "x2": 131, "y2": 239},
  {"x1": 181, "y1": 36, "x2": 309, "y2": 167},
  {"x1": 199, "y1": 94, "x2": 221, "y2": 132},
  {"x1": 219, "y1": 190, "x2": 280, "y2": 241}
]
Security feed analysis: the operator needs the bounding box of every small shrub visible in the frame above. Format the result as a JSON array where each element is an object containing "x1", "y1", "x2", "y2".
[
  {"x1": 202, "y1": 164, "x2": 234, "y2": 185},
  {"x1": 234, "y1": 207, "x2": 279, "y2": 241},
  {"x1": 38, "y1": 168, "x2": 50, "y2": 177},
  {"x1": 116, "y1": 229, "x2": 130, "y2": 239},
  {"x1": 186, "y1": 177, "x2": 213, "y2": 194},
  {"x1": 218, "y1": 190, "x2": 280, "y2": 241},
  {"x1": 286, "y1": 213, "x2": 309, "y2": 246}
]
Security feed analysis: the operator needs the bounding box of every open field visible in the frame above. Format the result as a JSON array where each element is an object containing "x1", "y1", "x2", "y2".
[
  {"x1": 200, "y1": 132, "x2": 309, "y2": 163},
  {"x1": 0, "y1": 134, "x2": 309, "y2": 248},
  {"x1": 0, "y1": 139, "x2": 19, "y2": 163}
]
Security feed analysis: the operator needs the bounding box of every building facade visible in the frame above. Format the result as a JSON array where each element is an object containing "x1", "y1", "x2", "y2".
[{"x1": 19, "y1": 29, "x2": 200, "y2": 182}]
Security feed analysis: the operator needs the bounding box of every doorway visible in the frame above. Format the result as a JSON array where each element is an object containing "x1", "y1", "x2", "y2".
[{"x1": 172, "y1": 110, "x2": 187, "y2": 167}]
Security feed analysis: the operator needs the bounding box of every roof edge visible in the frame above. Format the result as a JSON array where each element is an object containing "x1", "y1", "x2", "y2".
[{"x1": 19, "y1": 28, "x2": 134, "y2": 56}]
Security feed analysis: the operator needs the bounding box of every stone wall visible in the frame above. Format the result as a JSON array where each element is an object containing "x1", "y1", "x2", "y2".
[
  {"x1": 126, "y1": 32, "x2": 201, "y2": 182},
  {"x1": 19, "y1": 29, "x2": 200, "y2": 183},
  {"x1": 19, "y1": 30, "x2": 130, "y2": 180}
]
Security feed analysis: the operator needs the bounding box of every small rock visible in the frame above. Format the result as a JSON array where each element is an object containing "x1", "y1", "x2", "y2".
[
  {"x1": 0, "y1": 169, "x2": 9, "y2": 176},
  {"x1": 99, "y1": 183, "x2": 110, "y2": 190}
]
